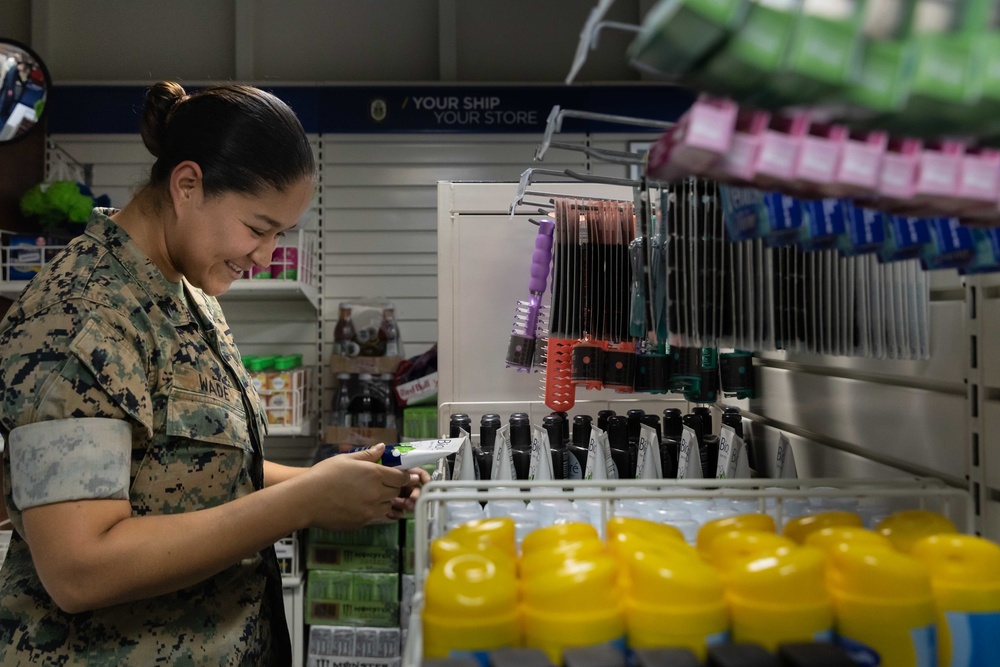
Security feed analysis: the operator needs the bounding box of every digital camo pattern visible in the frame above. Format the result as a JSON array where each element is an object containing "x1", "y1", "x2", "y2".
[
  {"x1": 0, "y1": 209, "x2": 285, "y2": 666},
  {"x1": 9, "y1": 418, "x2": 132, "y2": 510}
]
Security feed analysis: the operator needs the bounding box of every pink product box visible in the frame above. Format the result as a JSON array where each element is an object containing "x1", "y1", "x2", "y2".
[
  {"x1": 753, "y1": 112, "x2": 810, "y2": 190},
  {"x1": 834, "y1": 130, "x2": 887, "y2": 197},
  {"x1": 955, "y1": 148, "x2": 1000, "y2": 215},
  {"x1": 913, "y1": 141, "x2": 968, "y2": 214},
  {"x1": 795, "y1": 122, "x2": 847, "y2": 197},
  {"x1": 876, "y1": 137, "x2": 922, "y2": 204},
  {"x1": 668, "y1": 95, "x2": 738, "y2": 175},
  {"x1": 707, "y1": 108, "x2": 770, "y2": 184},
  {"x1": 645, "y1": 126, "x2": 686, "y2": 183}
]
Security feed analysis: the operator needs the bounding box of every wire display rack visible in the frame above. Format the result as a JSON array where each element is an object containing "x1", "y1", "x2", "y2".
[{"x1": 402, "y1": 477, "x2": 973, "y2": 667}]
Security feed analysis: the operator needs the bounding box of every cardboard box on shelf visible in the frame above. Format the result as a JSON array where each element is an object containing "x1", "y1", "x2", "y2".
[
  {"x1": 323, "y1": 426, "x2": 398, "y2": 449},
  {"x1": 329, "y1": 355, "x2": 402, "y2": 376}
]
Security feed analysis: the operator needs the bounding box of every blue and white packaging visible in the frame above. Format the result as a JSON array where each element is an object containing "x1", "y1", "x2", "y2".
[
  {"x1": 961, "y1": 228, "x2": 1000, "y2": 275},
  {"x1": 838, "y1": 203, "x2": 886, "y2": 256},
  {"x1": 880, "y1": 215, "x2": 932, "y2": 263},
  {"x1": 720, "y1": 185, "x2": 766, "y2": 241},
  {"x1": 921, "y1": 218, "x2": 975, "y2": 271},
  {"x1": 798, "y1": 198, "x2": 847, "y2": 252},
  {"x1": 762, "y1": 192, "x2": 805, "y2": 247}
]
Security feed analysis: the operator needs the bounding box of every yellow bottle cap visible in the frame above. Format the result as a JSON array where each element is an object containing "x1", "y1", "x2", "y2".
[
  {"x1": 702, "y1": 530, "x2": 797, "y2": 573},
  {"x1": 826, "y1": 542, "x2": 933, "y2": 605},
  {"x1": 521, "y1": 554, "x2": 627, "y2": 663},
  {"x1": 607, "y1": 516, "x2": 686, "y2": 545},
  {"x1": 521, "y1": 522, "x2": 600, "y2": 557},
  {"x1": 697, "y1": 513, "x2": 776, "y2": 552},
  {"x1": 522, "y1": 554, "x2": 622, "y2": 612},
  {"x1": 422, "y1": 553, "x2": 520, "y2": 657},
  {"x1": 910, "y1": 534, "x2": 1000, "y2": 611},
  {"x1": 430, "y1": 537, "x2": 517, "y2": 574},
  {"x1": 608, "y1": 530, "x2": 701, "y2": 594},
  {"x1": 804, "y1": 526, "x2": 892, "y2": 554},
  {"x1": 625, "y1": 548, "x2": 728, "y2": 654},
  {"x1": 445, "y1": 517, "x2": 517, "y2": 559},
  {"x1": 783, "y1": 510, "x2": 863, "y2": 544},
  {"x1": 726, "y1": 546, "x2": 833, "y2": 650},
  {"x1": 520, "y1": 538, "x2": 607, "y2": 581},
  {"x1": 876, "y1": 509, "x2": 958, "y2": 553}
]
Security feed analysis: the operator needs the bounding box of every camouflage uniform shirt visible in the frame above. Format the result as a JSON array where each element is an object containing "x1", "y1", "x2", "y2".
[{"x1": 0, "y1": 209, "x2": 288, "y2": 665}]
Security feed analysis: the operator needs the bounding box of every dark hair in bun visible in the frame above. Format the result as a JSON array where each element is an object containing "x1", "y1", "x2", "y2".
[{"x1": 139, "y1": 81, "x2": 315, "y2": 199}]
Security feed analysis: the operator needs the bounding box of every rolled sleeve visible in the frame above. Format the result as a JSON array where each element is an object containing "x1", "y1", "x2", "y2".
[{"x1": 9, "y1": 417, "x2": 132, "y2": 510}]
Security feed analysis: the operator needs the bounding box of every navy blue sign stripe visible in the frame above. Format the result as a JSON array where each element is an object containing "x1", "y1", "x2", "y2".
[{"x1": 48, "y1": 84, "x2": 694, "y2": 135}]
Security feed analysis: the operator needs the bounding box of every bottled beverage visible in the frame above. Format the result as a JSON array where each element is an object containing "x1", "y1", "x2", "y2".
[
  {"x1": 347, "y1": 373, "x2": 385, "y2": 428},
  {"x1": 607, "y1": 416, "x2": 630, "y2": 479},
  {"x1": 477, "y1": 414, "x2": 501, "y2": 481},
  {"x1": 378, "y1": 306, "x2": 402, "y2": 357},
  {"x1": 331, "y1": 373, "x2": 352, "y2": 427},
  {"x1": 378, "y1": 373, "x2": 397, "y2": 430},
  {"x1": 543, "y1": 414, "x2": 569, "y2": 480},
  {"x1": 447, "y1": 413, "x2": 472, "y2": 478},
  {"x1": 333, "y1": 303, "x2": 360, "y2": 357},
  {"x1": 569, "y1": 415, "x2": 593, "y2": 474}
]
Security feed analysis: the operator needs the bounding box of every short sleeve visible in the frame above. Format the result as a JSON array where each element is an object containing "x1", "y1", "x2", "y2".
[
  {"x1": 9, "y1": 418, "x2": 132, "y2": 509},
  {"x1": 1, "y1": 307, "x2": 153, "y2": 435}
]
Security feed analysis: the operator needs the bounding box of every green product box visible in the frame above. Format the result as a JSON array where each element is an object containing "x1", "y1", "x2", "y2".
[
  {"x1": 879, "y1": 33, "x2": 980, "y2": 136},
  {"x1": 629, "y1": 0, "x2": 749, "y2": 77},
  {"x1": 306, "y1": 599, "x2": 400, "y2": 628},
  {"x1": 403, "y1": 547, "x2": 415, "y2": 575},
  {"x1": 309, "y1": 523, "x2": 400, "y2": 549},
  {"x1": 843, "y1": 38, "x2": 913, "y2": 115},
  {"x1": 307, "y1": 570, "x2": 399, "y2": 604},
  {"x1": 307, "y1": 544, "x2": 400, "y2": 572},
  {"x1": 402, "y1": 406, "x2": 438, "y2": 440},
  {"x1": 764, "y1": 13, "x2": 863, "y2": 107},
  {"x1": 692, "y1": 3, "x2": 794, "y2": 100},
  {"x1": 404, "y1": 518, "x2": 415, "y2": 550}
]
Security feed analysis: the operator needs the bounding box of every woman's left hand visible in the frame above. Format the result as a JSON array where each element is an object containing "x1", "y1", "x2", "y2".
[{"x1": 386, "y1": 467, "x2": 431, "y2": 520}]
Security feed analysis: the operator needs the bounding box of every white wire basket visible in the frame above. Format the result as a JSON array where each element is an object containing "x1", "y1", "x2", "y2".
[{"x1": 402, "y1": 477, "x2": 973, "y2": 667}]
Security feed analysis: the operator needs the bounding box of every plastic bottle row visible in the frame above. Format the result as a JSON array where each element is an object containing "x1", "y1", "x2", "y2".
[
  {"x1": 330, "y1": 372, "x2": 399, "y2": 430},
  {"x1": 445, "y1": 406, "x2": 753, "y2": 483},
  {"x1": 422, "y1": 509, "x2": 999, "y2": 667}
]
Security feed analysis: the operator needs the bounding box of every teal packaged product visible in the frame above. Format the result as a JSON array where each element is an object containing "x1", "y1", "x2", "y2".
[
  {"x1": 880, "y1": 215, "x2": 932, "y2": 263},
  {"x1": 628, "y1": 0, "x2": 750, "y2": 78},
  {"x1": 720, "y1": 185, "x2": 766, "y2": 241},
  {"x1": 921, "y1": 218, "x2": 976, "y2": 271},
  {"x1": 838, "y1": 202, "x2": 886, "y2": 256},
  {"x1": 961, "y1": 229, "x2": 1000, "y2": 274},
  {"x1": 799, "y1": 199, "x2": 847, "y2": 252}
]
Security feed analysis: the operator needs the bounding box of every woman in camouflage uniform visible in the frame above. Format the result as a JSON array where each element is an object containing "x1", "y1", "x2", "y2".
[{"x1": 0, "y1": 81, "x2": 425, "y2": 666}]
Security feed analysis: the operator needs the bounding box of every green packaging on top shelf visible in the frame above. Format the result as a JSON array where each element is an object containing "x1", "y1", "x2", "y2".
[
  {"x1": 628, "y1": 0, "x2": 749, "y2": 78},
  {"x1": 689, "y1": 3, "x2": 796, "y2": 100},
  {"x1": 842, "y1": 38, "x2": 913, "y2": 115},
  {"x1": 891, "y1": 32, "x2": 982, "y2": 135},
  {"x1": 762, "y1": 11, "x2": 865, "y2": 107}
]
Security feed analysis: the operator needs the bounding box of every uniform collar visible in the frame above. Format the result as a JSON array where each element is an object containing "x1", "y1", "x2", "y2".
[{"x1": 85, "y1": 208, "x2": 191, "y2": 326}]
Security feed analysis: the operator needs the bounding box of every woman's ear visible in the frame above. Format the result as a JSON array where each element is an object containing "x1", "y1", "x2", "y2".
[{"x1": 169, "y1": 161, "x2": 204, "y2": 217}]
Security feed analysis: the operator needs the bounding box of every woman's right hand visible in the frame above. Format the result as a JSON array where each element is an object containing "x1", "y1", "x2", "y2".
[{"x1": 299, "y1": 444, "x2": 411, "y2": 531}]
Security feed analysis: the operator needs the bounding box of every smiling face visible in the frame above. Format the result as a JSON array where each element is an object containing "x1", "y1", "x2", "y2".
[{"x1": 164, "y1": 164, "x2": 314, "y2": 296}]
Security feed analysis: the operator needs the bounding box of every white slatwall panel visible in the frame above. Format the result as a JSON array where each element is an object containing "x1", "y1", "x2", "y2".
[
  {"x1": 48, "y1": 133, "x2": 325, "y2": 466},
  {"x1": 318, "y1": 132, "x2": 592, "y2": 404}
]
